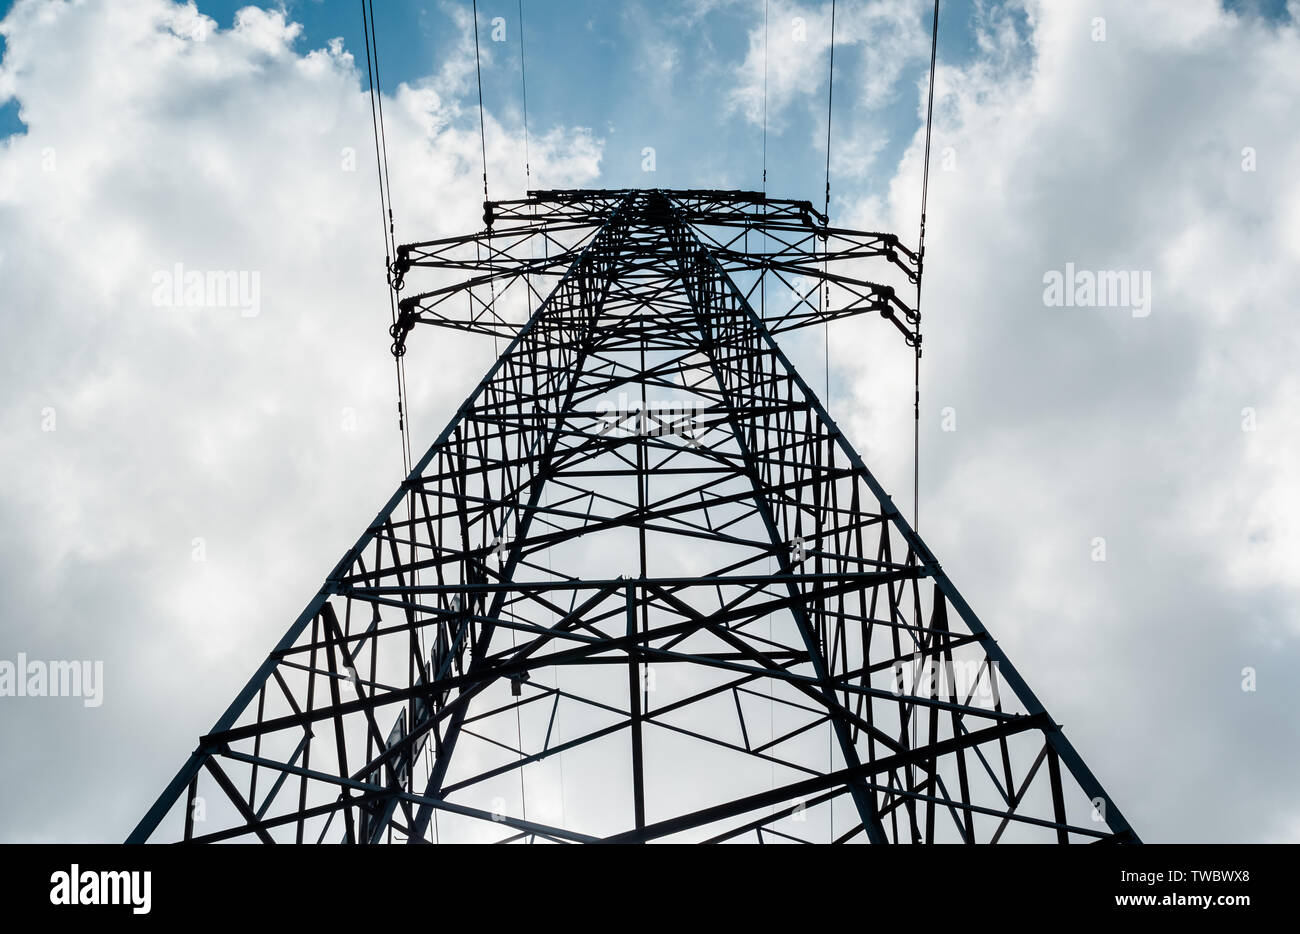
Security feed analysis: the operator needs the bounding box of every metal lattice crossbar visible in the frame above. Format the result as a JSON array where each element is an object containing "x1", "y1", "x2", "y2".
[{"x1": 129, "y1": 189, "x2": 1138, "y2": 844}]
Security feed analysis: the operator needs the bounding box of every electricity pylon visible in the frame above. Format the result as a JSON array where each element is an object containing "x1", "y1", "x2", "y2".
[{"x1": 129, "y1": 189, "x2": 1138, "y2": 843}]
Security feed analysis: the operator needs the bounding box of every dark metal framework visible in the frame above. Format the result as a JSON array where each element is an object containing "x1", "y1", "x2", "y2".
[{"x1": 130, "y1": 189, "x2": 1138, "y2": 844}]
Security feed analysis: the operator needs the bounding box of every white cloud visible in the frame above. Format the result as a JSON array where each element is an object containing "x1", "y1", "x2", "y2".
[
  {"x1": 727, "y1": 0, "x2": 928, "y2": 129},
  {"x1": 826, "y1": 0, "x2": 1300, "y2": 841},
  {"x1": 0, "y1": 0, "x2": 601, "y2": 841},
  {"x1": 2, "y1": 0, "x2": 1298, "y2": 844}
]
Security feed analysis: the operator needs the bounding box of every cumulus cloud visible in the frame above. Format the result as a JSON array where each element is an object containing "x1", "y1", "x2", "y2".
[
  {"x1": 0, "y1": 0, "x2": 600, "y2": 841},
  {"x1": 823, "y1": 0, "x2": 1300, "y2": 841},
  {"x1": 2, "y1": 0, "x2": 1298, "y2": 845},
  {"x1": 726, "y1": 0, "x2": 929, "y2": 176}
]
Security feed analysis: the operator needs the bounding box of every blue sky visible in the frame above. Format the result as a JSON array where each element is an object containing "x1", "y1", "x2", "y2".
[
  {"x1": 2, "y1": 0, "x2": 1300, "y2": 843},
  {"x1": 2, "y1": 0, "x2": 990, "y2": 214},
  {"x1": 2, "y1": 0, "x2": 1287, "y2": 208}
]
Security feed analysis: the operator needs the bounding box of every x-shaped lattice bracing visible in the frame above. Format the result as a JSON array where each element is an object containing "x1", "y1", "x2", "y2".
[{"x1": 130, "y1": 190, "x2": 1137, "y2": 844}]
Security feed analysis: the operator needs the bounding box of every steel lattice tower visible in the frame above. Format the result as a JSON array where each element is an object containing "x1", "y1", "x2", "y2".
[{"x1": 129, "y1": 189, "x2": 1138, "y2": 844}]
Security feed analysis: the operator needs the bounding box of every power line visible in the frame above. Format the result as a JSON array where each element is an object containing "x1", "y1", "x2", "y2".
[
  {"x1": 823, "y1": 0, "x2": 836, "y2": 220},
  {"x1": 760, "y1": 6, "x2": 773, "y2": 814},
  {"x1": 361, "y1": 0, "x2": 412, "y2": 479},
  {"x1": 472, "y1": 0, "x2": 491, "y2": 208},
  {"x1": 823, "y1": 0, "x2": 836, "y2": 842},
  {"x1": 762, "y1": 0, "x2": 768, "y2": 194},
  {"x1": 817, "y1": 0, "x2": 836, "y2": 424},
  {"x1": 369, "y1": 0, "x2": 395, "y2": 252},
  {"x1": 904, "y1": 1, "x2": 942, "y2": 785},
  {"x1": 915, "y1": 0, "x2": 940, "y2": 534},
  {"x1": 518, "y1": 0, "x2": 532, "y2": 188},
  {"x1": 518, "y1": 0, "x2": 539, "y2": 303},
  {"x1": 473, "y1": 0, "x2": 528, "y2": 834},
  {"x1": 365, "y1": 2, "x2": 436, "y2": 841},
  {"x1": 471, "y1": 0, "x2": 501, "y2": 364}
]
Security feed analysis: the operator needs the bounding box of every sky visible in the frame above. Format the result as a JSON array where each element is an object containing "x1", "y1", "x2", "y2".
[{"x1": 1, "y1": 0, "x2": 1298, "y2": 843}]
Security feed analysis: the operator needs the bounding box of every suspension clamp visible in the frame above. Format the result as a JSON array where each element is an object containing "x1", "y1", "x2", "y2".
[{"x1": 390, "y1": 300, "x2": 416, "y2": 358}]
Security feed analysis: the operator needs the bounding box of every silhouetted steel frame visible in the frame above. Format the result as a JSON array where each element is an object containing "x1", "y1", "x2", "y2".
[{"x1": 128, "y1": 189, "x2": 1139, "y2": 844}]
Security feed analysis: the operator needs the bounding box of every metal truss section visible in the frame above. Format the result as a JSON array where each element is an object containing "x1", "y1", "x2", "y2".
[
  {"x1": 130, "y1": 189, "x2": 1138, "y2": 844},
  {"x1": 388, "y1": 188, "x2": 920, "y2": 351}
]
